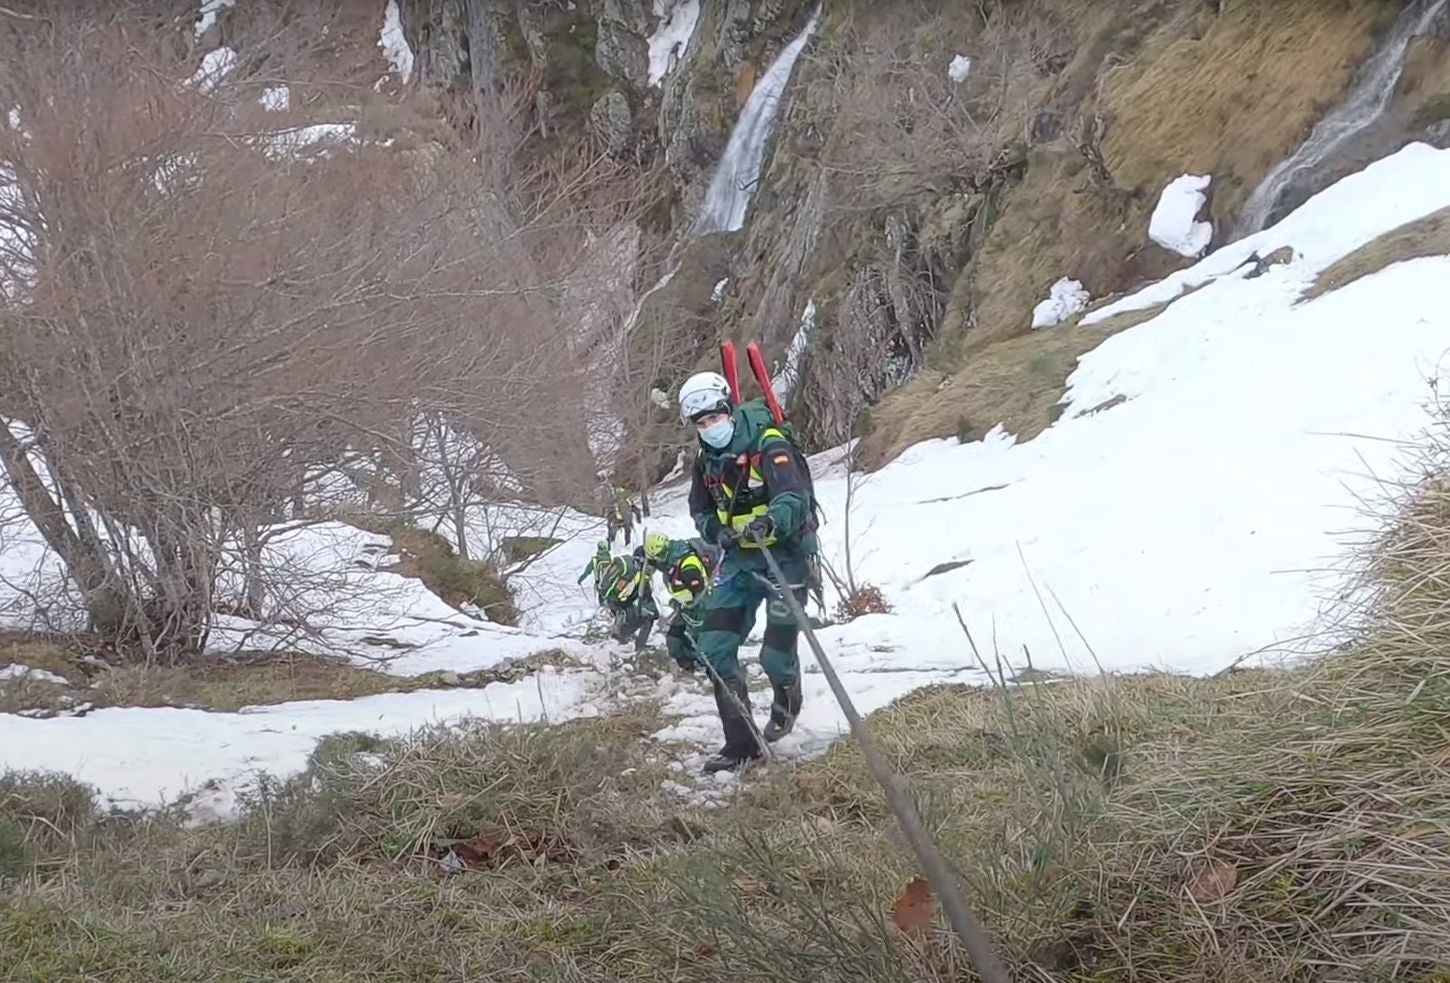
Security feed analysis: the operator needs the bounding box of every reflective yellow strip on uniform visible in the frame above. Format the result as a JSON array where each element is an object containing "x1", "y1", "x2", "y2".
[
  {"x1": 713, "y1": 428, "x2": 792, "y2": 548},
  {"x1": 671, "y1": 555, "x2": 709, "y2": 603}
]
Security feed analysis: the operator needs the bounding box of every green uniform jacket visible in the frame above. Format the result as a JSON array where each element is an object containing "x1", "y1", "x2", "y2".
[{"x1": 688, "y1": 399, "x2": 817, "y2": 575}]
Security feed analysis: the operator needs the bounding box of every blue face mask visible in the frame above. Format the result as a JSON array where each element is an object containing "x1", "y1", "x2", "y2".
[{"x1": 698, "y1": 416, "x2": 735, "y2": 449}]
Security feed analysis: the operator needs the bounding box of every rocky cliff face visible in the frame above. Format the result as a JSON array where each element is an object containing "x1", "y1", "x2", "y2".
[{"x1": 397, "y1": 0, "x2": 1450, "y2": 469}]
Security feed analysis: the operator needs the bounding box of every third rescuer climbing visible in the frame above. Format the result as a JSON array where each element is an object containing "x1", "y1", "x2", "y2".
[{"x1": 678, "y1": 367, "x2": 819, "y2": 773}]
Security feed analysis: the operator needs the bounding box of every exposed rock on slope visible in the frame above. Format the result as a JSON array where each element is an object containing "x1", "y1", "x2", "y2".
[{"x1": 394, "y1": 0, "x2": 1450, "y2": 469}]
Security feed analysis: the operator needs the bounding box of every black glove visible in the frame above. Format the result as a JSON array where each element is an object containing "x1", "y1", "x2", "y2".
[
  {"x1": 673, "y1": 656, "x2": 697, "y2": 673},
  {"x1": 714, "y1": 526, "x2": 738, "y2": 550},
  {"x1": 742, "y1": 514, "x2": 775, "y2": 542}
]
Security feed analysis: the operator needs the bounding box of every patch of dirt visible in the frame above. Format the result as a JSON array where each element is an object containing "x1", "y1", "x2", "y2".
[{"x1": 0, "y1": 630, "x2": 577, "y2": 713}]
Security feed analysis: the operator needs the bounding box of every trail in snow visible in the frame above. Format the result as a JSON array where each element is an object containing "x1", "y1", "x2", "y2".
[
  {"x1": 5, "y1": 143, "x2": 1450, "y2": 815},
  {"x1": 531, "y1": 141, "x2": 1450, "y2": 774}
]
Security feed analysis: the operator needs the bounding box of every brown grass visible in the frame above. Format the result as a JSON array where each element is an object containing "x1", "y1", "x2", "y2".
[
  {"x1": 0, "y1": 638, "x2": 86, "y2": 714},
  {"x1": 954, "y1": 145, "x2": 1166, "y2": 354},
  {"x1": 89, "y1": 652, "x2": 432, "y2": 712},
  {"x1": 1303, "y1": 204, "x2": 1450, "y2": 300},
  {"x1": 5, "y1": 566, "x2": 1450, "y2": 983},
  {"x1": 0, "y1": 637, "x2": 85, "y2": 681},
  {"x1": 0, "y1": 631, "x2": 575, "y2": 713},
  {"x1": 858, "y1": 302, "x2": 1167, "y2": 468},
  {"x1": 340, "y1": 516, "x2": 521, "y2": 626},
  {"x1": 1101, "y1": 0, "x2": 1391, "y2": 217},
  {"x1": 1399, "y1": 32, "x2": 1450, "y2": 129},
  {"x1": 861, "y1": 0, "x2": 1397, "y2": 469}
]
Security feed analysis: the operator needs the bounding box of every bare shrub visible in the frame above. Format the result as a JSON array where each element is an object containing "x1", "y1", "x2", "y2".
[
  {"x1": 832, "y1": 582, "x2": 892, "y2": 622},
  {"x1": 803, "y1": 1, "x2": 1059, "y2": 214},
  {"x1": 0, "y1": 8, "x2": 651, "y2": 656}
]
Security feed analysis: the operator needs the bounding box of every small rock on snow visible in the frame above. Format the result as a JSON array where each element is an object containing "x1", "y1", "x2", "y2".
[
  {"x1": 1031, "y1": 277, "x2": 1091, "y2": 329},
  {"x1": 1150, "y1": 173, "x2": 1214, "y2": 258}
]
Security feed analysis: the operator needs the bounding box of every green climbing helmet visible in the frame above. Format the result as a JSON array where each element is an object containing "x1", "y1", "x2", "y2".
[
  {"x1": 595, "y1": 540, "x2": 611, "y2": 559},
  {"x1": 643, "y1": 530, "x2": 669, "y2": 561}
]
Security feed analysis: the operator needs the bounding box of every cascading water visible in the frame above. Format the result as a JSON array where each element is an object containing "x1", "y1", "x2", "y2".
[
  {"x1": 616, "y1": 6, "x2": 820, "y2": 342},
  {"x1": 693, "y1": 7, "x2": 821, "y2": 235},
  {"x1": 599, "y1": 8, "x2": 820, "y2": 468},
  {"x1": 1236, "y1": 0, "x2": 1449, "y2": 237}
]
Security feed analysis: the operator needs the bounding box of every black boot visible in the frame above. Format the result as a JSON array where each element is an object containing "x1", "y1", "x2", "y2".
[
  {"x1": 762, "y1": 679, "x2": 802, "y2": 743},
  {"x1": 704, "y1": 670, "x2": 762, "y2": 773}
]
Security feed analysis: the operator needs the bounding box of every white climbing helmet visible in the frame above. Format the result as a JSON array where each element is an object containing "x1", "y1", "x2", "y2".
[{"x1": 677, "y1": 371, "x2": 732, "y2": 423}]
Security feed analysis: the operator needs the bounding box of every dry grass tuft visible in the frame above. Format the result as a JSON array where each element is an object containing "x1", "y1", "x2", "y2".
[
  {"x1": 337, "y1": 514, "x2": 520, "y2": 625},
  {"x1": 1101, "y1": 0, "x2": 1390, "y2": 217},
  {"x1": 88, "y1": 652, "x2": 431, "y2": 711},
  {"x1": 385, "y1": 524, "x2": 521, "y2": 626},
  {"x1": 859, "y1": 302, "x2": 1164, "y2": 468},
  {"x1": 1303, "y1": 204, "x2": 1450, "y2": 300},
  {"x1": 0, "y1": 630, "x2": 573, "y2": 713},
  {"x1": 833, "y1": 583, "x2": 893, "y2": 621}
]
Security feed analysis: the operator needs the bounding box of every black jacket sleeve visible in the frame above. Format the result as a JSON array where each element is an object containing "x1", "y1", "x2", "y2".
[
  {"x1": 758, "y1": 437, "x2": 811, "y2": 537},
  {"x1": 689, "y1": 455, "x2": 722, "y2": 542}
]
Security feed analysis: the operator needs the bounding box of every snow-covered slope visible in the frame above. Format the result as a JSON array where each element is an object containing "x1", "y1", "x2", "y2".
[
  {"x1": 5, "y1": 143, "x2": 1450, "y2": 811},
  {"x1": 526, "y1": 141, "x2": 1450, "y2": 771},
  {"x1": 0, "y1": 668, "x2": 597, "y2": 821}
]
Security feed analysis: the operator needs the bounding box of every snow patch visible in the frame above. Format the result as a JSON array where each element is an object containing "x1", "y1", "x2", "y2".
[
  {"x1": 771, "y1": 299, "x2": 815, "y2": 402},
  {"x1": 1149, "y1": 173, "x2": 1214, "y2": 258},
  {"x1": 263, "y1": 123, "x2": 357, "y2": 160},
  {"x1": 194, "y1": 0, "x2": 237, "y2": 38},
  {"x1": 1031, "y1": 277, "x2": 1090, "y2": 328},
  {"x1": 647, "y1": 0, "x2": 701, "y2": 87},
  {"x1": 0, "y1": 669, "x2": 602, "y2": 815},
  {"x1": 188, "y1": 47, "x2": 237, "y2": 94},
  {"x1": 378, "y1": 0, "x2": 415, "y2": 84},
  {"x1": 259, "y1": 84, "x2": 290, "y2": 112},
  {"x1": 948, "y1": 54, "x2": 972, "y2": 83},
  {"x1": 0, "y1": 664, "x2": 66, "y2": 685},
  {"x1": 1086, "y1": 142, "x2": 1450, "y2": 327},
  {"x1": 711, "y1": 277, "x2": 729, "y2": 302}
]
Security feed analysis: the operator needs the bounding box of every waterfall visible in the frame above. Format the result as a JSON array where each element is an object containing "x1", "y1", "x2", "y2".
[
  {"x1": 601, "y1": 8, "x2": 820, "y2": 471},
  {"x1": 1236, "y1": 0, "x2": 1450, "y2": 236},
  {"x1": 616, "y1": 6, "x2": 819, "y2": 342},
  {"x1": 693, "y1": 7, "x2": 821, "y2": 235}
]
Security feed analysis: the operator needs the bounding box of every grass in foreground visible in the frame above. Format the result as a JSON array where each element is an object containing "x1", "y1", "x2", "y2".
[
  {"x1": 0, "y1": 652, "x2": 1430, "y2": 982},
  {"x1": 6, "y1": 467, "x2": 1450, "y2": 979}
]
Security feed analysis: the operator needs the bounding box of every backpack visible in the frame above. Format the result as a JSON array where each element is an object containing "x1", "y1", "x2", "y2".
[{"x1": 736, "y1": 397, "x2": 824, "y2": 538}]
